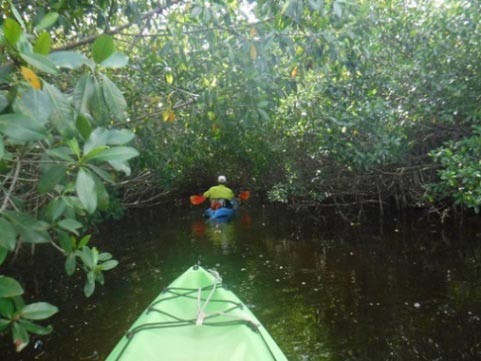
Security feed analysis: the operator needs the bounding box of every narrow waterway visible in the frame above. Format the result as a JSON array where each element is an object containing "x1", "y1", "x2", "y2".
[{"x1": 2, "y1": 203, "x2": 481, "y2": 360}]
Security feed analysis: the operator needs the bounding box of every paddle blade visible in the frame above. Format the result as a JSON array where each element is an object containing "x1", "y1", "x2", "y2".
[
  {"x1": 238, "y1": 191, "x2": 250, "y2": 201},
  {"x1": 190, "y1": 195, "x2": 206, "y2": 205}
]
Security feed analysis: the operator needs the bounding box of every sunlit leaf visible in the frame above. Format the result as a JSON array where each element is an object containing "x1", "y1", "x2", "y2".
[
  {"x1": 4, "y1": 18, "x2": 21, "y2": 46},
  {"x1": 88, "y1": 146, "x2": 139, "y2": 162},
  {"x1": 165, "y1": 72, "x2": 174, "y2": 85},
  {"x1": 33, "y1": 32, "x2": 51, "y2": 55}
]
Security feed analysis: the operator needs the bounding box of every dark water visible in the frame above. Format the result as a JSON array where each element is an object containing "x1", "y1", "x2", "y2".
[{"x1": 2, "y1": 204, "x2": 481, "y2": 360}]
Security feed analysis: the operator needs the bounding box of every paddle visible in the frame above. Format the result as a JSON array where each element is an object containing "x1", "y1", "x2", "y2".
[
  {"x1": 190, "y1": 195, "x2": 206, "y2": 205},
  {"x1": 238, "y1": 191, "x2": 250, "y2": 201}
]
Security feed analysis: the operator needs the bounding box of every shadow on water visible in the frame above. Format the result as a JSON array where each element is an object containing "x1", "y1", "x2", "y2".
[{"x1": 1, "y1": 203, "x2": 481, "y2": 360}]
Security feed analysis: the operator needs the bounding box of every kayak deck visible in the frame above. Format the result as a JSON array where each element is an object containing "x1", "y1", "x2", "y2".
[{"x1": 106, "y1": 265, "x2": 288, "y2": 361}]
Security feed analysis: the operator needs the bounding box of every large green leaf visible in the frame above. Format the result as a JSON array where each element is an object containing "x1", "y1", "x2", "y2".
[
  {"x1": 101, "y1": 75, "x2": 127, "y2": 121},
  {"x1": 33, "y1": 32, "x2": 51, "y2": 55},
  {"x1": 46, "y1": 147, "x2": 75, "y2": 162},
  {"x1": 0, "y1": 276, "x2": 24, "y2": 298},
  {"x1": 44, "y1": 198, "x2": 67, "y2": 222},
  {"x1": 4, "y1": 18, "x2": 21, "y2": 46},
  {"x1": 89, "y1": 79, "x2": 109, "y2": 125},
  {"x1": 57, "y1": 218, "x2": 82, "y2": 235},
  {"x1": 73, "y1": 74, "x2": 94, "y2": 115},
  {"x1": 0, "y1": 92, "x2": 8, "y2": 112},
  {"x1": 34, "y1": 12, "x2": 59, "y2": 32},
  {"x1": 89, "y1": 146, "x2": 139, "y2": 162},
  {"x1": 12, "y1": 88, "x2": 52, "y2": 125},
  {"x1": 83, "y1": 127, "x2": 109, "y2": 154},
  {"x1": 92, "y1": 35, "x2": 114, "y2": 64},
  {"x1": 0, "y1": 217, "x2": 17, "y2": 251},
  {"x1": 43, "y1": 83, "x2": 76, "y2": 137},
  {"x1": 38, "y1": 165, "x2": 67, "y2": 194},
  {"x1": 19, "y1": 320, "x2": 53, "y2": 335},
  {"x1": 48, "y1": 51, "x2": 94, "y2": 70},
  {"x1": 20, "y1": 302, "x2": 59, "y2": 320},
  {"x1": 0, "y1": 247, "x2": 7, "y2": 266},
  {"x1": 19, "y1": 53, "x2": 58, "y2": 75},
  {"x1": 100, "y1": 52, "x2": 129, "y2": 68},
  {"x1": 108, "y1": 160, "x2": 131, "y2": 176},
  {"x1": 3, "y1": 211, "x2": 51, "y2": 244},
  {"x1": 76, "y1": 168, "x2": 97, "y2": 214},
  {"x1": 0, "y1": 113, "x2": 47, "y2": 142},
  {"x1": 106, "y1": 129, "x2": 135, "y2": 145},
  {"x1": 93, "y1": 174, "x2": 109, "y2": 211},
  {"x1": 76, "y1": 114, "x2": 93, "y2": 140}
]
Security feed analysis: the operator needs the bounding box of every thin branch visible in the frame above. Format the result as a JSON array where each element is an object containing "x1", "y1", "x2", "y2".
[{"x1": 1, "y1": 157, "x2": 22, "y2": 212}]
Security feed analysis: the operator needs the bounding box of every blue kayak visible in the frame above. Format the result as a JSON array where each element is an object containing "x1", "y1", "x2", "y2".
[{"x1": 204, "y1": 199, "x2": 238, "y2": 221}]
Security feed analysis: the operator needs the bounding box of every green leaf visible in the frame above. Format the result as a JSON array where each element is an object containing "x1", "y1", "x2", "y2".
[
  {"x1": 83, "y1": 127, "x2": 109, "y2": 154},
  {"x1": 0, "y1": 298, "x2": 15, "y2": 318},
  {"x1": 19, "y1": 53, "x2": 58, "y2": 75},
  {"x1": 76, "y1": 114, "x2": 93, "y2": 140},
  {"x1": 78, "y1": 247, "x2": 95, "y2": 269},
  {"x1": 100, "y1": 260, "x2": 118, "y2": 271},
  {"x1": 106, "y1": 129, "x2": 135, "y2": 145},
  {"x1": 100, "y1": 52, "x2": 129, "y2": 68},
  {"x1": 49, "y1": 51, "x2": 93, "y2": 70},
  {"x1": 65, "y1": 253, "x2": 76, "y2": 275},
  {"x1": 73, "y1": 74, "x2": 95, "y2": 115},
  {"x1": 89, "y1": 146, "x2": 139, "y2": 162},
  {"x1": 12, "y1": 88, "x2": 52, "y2": 125},
  {"x1": 89, "y1": 79, "x2": 109, "y2": 125},
  {"x1": 34, "y1": 12, "x2": 59, "y2": 32},
  {"x1": 4, "y1": 18, "x2": 22, "y2": 46},
  {"x1": 101, "y1": 75, "x2": 127, "y2": 121},
  {"x1": 20, "y1": 302, "x2": 58, "y2": 320},
  {"x1": 3, "y1": 211, "x2": 51, "y2": 244},
  {"x1": 43, "y1": 83, "x2": 76, "y2": 137},
  {"x1": 46, "y1": 147, "x2": 75, "y2": 162},
  {"x1": 83, "y1": 146, "x2": 109, "y2": 162},
  {"x1": 0, "y1": 247, "x2": 7, "y2": 266},
  {"x1": 0, "y1": 276, "x2": 24, "y2": 298},
  {"x1": 76, "y1": 168, "x2": 97, "y2": 214},
  {"x1": 0, "y1": 138, "x2": 4, "y2": 160},
  {"x1": 57, "y1": 218, "x2": 82, "y2": 235},
  {"x1": 45, "y1": 198, "x2": 66, "y2": 222},
  {"x1": 0, "y1": 113, "x2": 48, "y2": 142},
  {"x1": 77, "y1": 234, "x2": 91, "y2": 249},
  {"x1": 12, "y1": 322, "x2": 29, "y2": 352},
  {"x1": 0, "y1": 92, "x2": 9, "y2": 112},
  {"x1": 93, "y1": 175, "x2": 109, "y2": 211},
  {"x1": 98, "y1": 252, "x2": 112, "y2": 261},
  {"x1": 38, "y1": 165, "x2": 67, "y2": 194},
  {"x1": 33, "y1": 32, "x2": 51, "y2": 55},
  {"x1": 86, "y1": 164, "x2": 115, "y2": 184},
  {"x1": 0, "y1": 318, "x2": 10, "y2": 332},
  {"x1": 92, "y1": 35, "x2": 114, "y2": 64},
  {"x1": 19, "y1": 319, "x2": 53, "y2": 335},
  {"x1": 108, "y1": 160, "x2": 131, "y2": 176},
  {"x1": 84, "y1": 279, "x2": 95, "y2": 298},
  {"x1": 0, "y1": 217, "x2": 17, "y2": 251}
]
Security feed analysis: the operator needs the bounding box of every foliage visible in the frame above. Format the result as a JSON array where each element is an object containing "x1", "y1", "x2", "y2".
[{"x1": 0, "y1": 1, "x2": 137, "y2": 351}]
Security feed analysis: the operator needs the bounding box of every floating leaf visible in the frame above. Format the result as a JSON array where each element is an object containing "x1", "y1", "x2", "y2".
[{"x1": 20, "y1": 66, "x2": 42, "y2": 89}]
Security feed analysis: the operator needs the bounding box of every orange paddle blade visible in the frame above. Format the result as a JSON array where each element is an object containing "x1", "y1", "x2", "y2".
[
  {"x1": 190, "y1": 195, "x2": 206, "y2": 205},
  {"x1": 238, "y1": 191, "x2": 250, "y2": 201}
]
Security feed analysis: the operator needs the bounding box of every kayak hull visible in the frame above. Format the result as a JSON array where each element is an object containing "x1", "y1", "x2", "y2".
[
  {"x1": 204, "y1": 206, "x2": 235, "y2": 220},
  {"x1": 106, "y1": 266, "x2": 288, "y2": 361}
]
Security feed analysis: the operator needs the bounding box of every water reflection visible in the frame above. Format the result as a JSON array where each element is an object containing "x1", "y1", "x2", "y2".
[{"x1": 1, "y1": 206, "x2": 481, "y2": 361}]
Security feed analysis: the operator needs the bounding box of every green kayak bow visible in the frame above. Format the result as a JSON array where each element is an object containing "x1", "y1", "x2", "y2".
[{"x1": 106, "y1": 265, "x2": 288, "y2": 361}]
